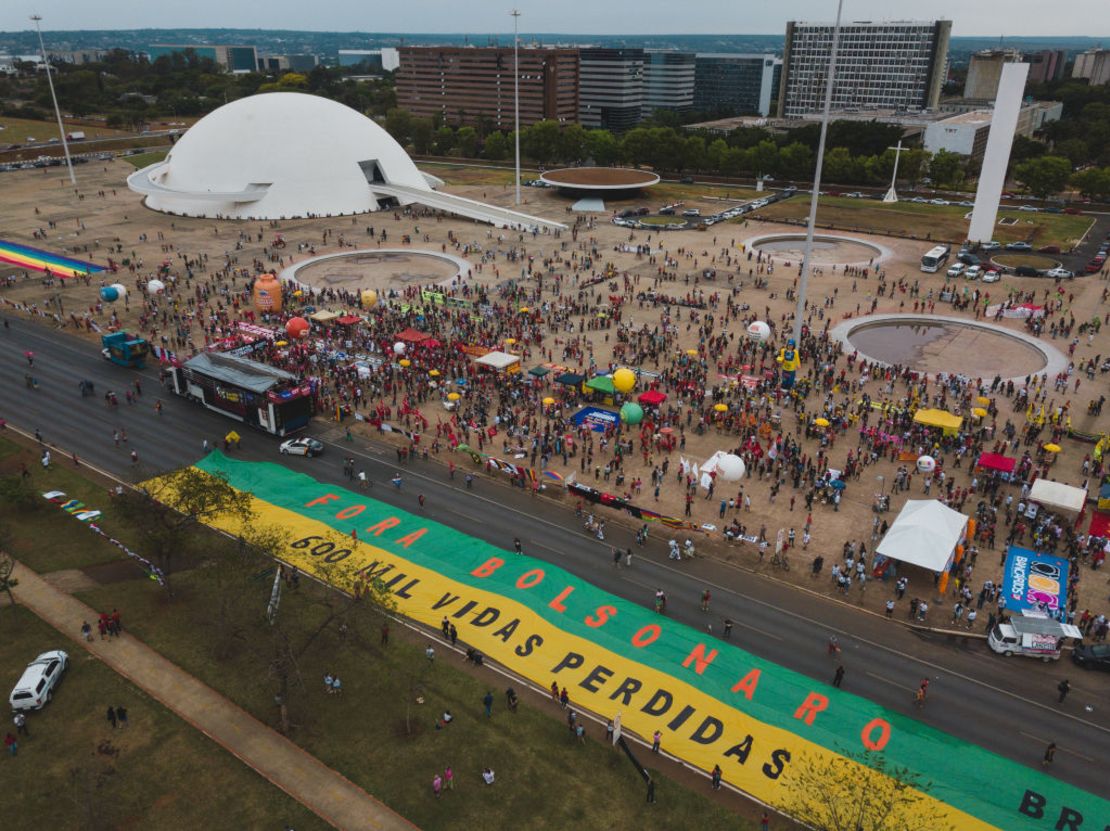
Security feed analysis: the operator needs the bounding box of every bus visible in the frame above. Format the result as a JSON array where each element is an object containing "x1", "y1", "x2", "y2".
[
  {"x1": 920, "y1": 245, "x2": 950, "y2": 273},
  {"x1": 167, "y1": 351, "x2": 313, "y2": 436}
]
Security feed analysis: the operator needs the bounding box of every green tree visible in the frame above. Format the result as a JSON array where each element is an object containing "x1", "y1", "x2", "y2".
[
  {"x1": 483, "y1": 131, "x2": 510, "y2": 161},
  {"x1": 682, "y1": 135, "x2": 706, "y2": 171},
  {"x1": 1070, "y1": 166, "x2": 1110, "y2": 200},
  {"x1": 928, "y1": 150, "x2": 965, "y2": 188},
  {"x1": 705, "y1": 137, "x2": 729, "y2": 174},
  {"x1": 557, "y1": 123, "x2": 589, "y2": 163},
  {"x1": 521, "y1": 120, "x2": 562, "y2": 165},
  {"x1": 586, "y1": 129, "x2": 620, "y2": 166},
  {"x1": 1013, "y1": 155, "x2": 1072, "y2": 198},
  {"x1": 455, "y1": 126, "x2": 479, "y2": 158},
  {"x1": 432, "y1": 125, "x2": 456, "y2": 155},
  {"x1": 822, "y1": 147, "x2": 856, "y2": 184},
  {"x1": 1055, "y1": 138, "x2": 1089, "y2": 167},
  {"x1": 779, "y1": 141, "x2": 814, "y2": 179},
  {"x1": 384, "y1": 108, "x2": 413, "y2": 146},
  {"x1": 410, "y1": 117, "x2": 434, "y2": 155},
  {"x1": 751, "y1": 139, "x2": 780, "y2": 177},
  {"x1": 619, "y1": 127, "x2": 653, "y2": 166}
]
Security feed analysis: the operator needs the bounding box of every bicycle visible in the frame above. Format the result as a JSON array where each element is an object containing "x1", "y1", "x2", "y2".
[{"x1": 771, "y1": 552, "x2": 791, "y2": 571}]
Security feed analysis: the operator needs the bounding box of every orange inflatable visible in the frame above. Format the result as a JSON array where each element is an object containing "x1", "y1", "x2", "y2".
[{"x1": 253, "y1": 273, "x2": 283, "y2": 313}]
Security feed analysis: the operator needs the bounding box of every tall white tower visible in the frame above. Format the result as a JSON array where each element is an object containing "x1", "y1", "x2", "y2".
[{"x1": 968, "y1": 62, "x2": 1030, "y2": 243}]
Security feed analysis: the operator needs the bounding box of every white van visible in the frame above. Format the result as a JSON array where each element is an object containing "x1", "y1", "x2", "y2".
[
  {"x1": 988, "y1": 615, "x2": 1081, "y2": 662},
  {"x1": 9, "y1": 650, "x2": 68, "y2": 711}
]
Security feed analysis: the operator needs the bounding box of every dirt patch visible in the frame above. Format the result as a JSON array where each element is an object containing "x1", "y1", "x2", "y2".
[{"x1": 542, "y1": 167, "x2": 659, "y2": 187}]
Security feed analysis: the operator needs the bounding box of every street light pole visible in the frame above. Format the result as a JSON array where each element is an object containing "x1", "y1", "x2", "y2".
[
  {"x1": 511, "y1": 8, "x2": 521, "y2": 206},
  {"x1": 792, "y1": 0, "x2": 843, "y2": 343},
  {"x1": 31, "y1": 14, "x2": 76, "y2": 186}
]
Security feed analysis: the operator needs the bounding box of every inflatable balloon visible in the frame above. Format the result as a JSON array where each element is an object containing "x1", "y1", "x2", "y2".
[
  {"x1": 146, "y1": 279, "x2": 165, "y2": 295},
  {"x1": 253, "y1": 273, "x2": 283, "y2": 313},
  {"x1": 99, "y1": 286, "x2": 119, "y2": 302},
  {"x1": 619, "y1": 401, "x2": 644, "y2": 425},
  {"x1": 716, "y1": 453, "x2": 746, "y2": 482},
  {"x1": 747, "y1": 320, "x2": 771, "y2": 343},
  {"x1": 361, "y1": 289, "x2": 378, "y2": 309},
  {"x1": 917, "y1": 455, "x2": 937, "y2": 474},
  {"x1": 285, "y1": 316, "x2": 310, "y2": 340},
  {"x1": 393, "y1": 341, "x2": 406, "y2": 355},
  {"x1": 110, "y1": 283, "x2": 128, "y2": 299},
  {"x1": 612, "y1": 367, "x2": 636, "y2": 394}
]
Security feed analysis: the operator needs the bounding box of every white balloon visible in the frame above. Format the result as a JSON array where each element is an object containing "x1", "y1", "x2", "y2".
[
  {"x1": 917, "y1": 455, "x2": 936, "y2": 474},
  {"x1": 393, "y1": 341, "x2": 406, "y2": 355},
  {"x1": 147, "y1": 279, "x2": 165, "y2": 295},
  {"x1": 716, "y1": 453, "x2": 746, "y2": 482},
  {"x1": 747, "y1": 320, "x2": 771, "y2": 343},
  {"x1": 110, "y1": 283, "x2": 127, "y2": 299}
]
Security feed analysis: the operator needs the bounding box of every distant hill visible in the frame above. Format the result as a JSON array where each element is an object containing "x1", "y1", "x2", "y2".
[{"x1": 0, "y1": 28, "x2": 1104, "y2": 65}]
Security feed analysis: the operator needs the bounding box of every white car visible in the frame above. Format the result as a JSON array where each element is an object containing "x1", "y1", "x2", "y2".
[
  {"x1": 930, "y1": 198, "x2": 950, "y2": 206},
  {"x1": 982, "y1": 269, "x2": 1001, "y2": 283},
  {"x1": 1045, "y1": 267, "x2": 1074, "y2": 279},
  {"x1": 279, "y1": 437, "x2": 324, "y2": 457},
  {"x1": 946, "y1": 263, "x2": 965, "y2": 277},
  {"x1": 10, "y1": 650, "x2": 68, "y2": 711},
  {"x1": 965, "y1": 265, "x2": 983, "y2": 280},
  {"x1": 1019, "y1": 205, "x2": 1040, "y2": 212}
]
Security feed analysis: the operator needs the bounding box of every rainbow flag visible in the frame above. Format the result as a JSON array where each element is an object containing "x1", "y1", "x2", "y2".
[{"x1": 0, "y1": 240, "x2": 106, "y2": 279}]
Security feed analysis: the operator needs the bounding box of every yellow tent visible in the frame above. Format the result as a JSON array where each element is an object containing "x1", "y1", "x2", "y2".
[{"x1": 913, "y1": 408, "x2": 963, "y2": 437}]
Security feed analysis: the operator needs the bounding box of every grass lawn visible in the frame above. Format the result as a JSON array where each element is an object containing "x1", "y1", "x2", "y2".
[
  {"x1": 123, "y1": 149, "x2": 169, "y2": 168},
  {"x1": 421, "y1": 162, "x2": 529, "y2": 187},
  {"x1": 991, "y1": 252, "x2": 1061, "y2": 270},
  {"x1": 75, "y1": 569, "x2": 754, "y2": 831},
  {"x1": 639, "y1": 215, "x2": 690, "y2": 227},
  {"x1": 750, "y1": 196, "x2": 1094, "y2": 250},
  {"x1": 0, "y1": 116, "x2": 125, "y2": 145},
  {"x1": 0, "y1": 436, "x2": 149, "y2": 573},
  {"x1": 650, "y1": 183, "x2": 762, "y2": 205},
  {"x1": 0, "y1": 604, "x2": 327, "y2": 831}
]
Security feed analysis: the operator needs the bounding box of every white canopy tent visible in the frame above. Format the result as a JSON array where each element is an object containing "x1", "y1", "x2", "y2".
[
  {"x1": 474, "y1": 351, "x2": 522, "y2": 372},
  {"x1": 877, "y1": 500, "x2": 968, "y2": 572},
  {"x1": 1028, "y1": 479, "x2": 1087, "y2": 514}
]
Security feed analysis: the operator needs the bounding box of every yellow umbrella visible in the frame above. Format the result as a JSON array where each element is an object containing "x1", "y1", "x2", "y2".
[
  {"x1": 429, "y1": 369, "x2": 441, "y2": 377},
  {"x1": 714, "y1": 403, "x2": 728, "y2": 413},
  {"x1": 275, "y1": 340, "x2": 288, "y2": 347},
  {"x1": 976, "y1": 396, "x2": 990, "y2": 406},
  {"x1": 399, "y1": 358, "x2": 411, "y2": 367},
  {"x1": 519, "y1": 307, "x2": 530, "y2": 313},
  {"x1": 686, "y1": 349, "x2": 699, "y2": 357},
  {"x1": 447, "y1": 392, "x2": 461, "y2": 401},
  {"x1": 814, "y1": 417, "x2": 830, "y2": 427},
  {"x1": 542, "y1": 396, "x2": 556, "y2": 406},
  {"x1": 504, "y1": 338, "x2": 517, "y2": 345},
  {"x1": 972, "y1": 407, "x2": 988, "y2": 418},
  {"x1": 1043, "y1": 443, "x2": 1062, "y2": 453}
]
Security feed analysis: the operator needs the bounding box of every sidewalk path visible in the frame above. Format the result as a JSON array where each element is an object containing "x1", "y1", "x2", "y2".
[{"x1": 11, "y1": 560, "x2": 419, "y2": 831}]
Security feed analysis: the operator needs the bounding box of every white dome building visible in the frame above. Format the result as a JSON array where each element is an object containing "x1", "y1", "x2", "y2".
[{"x1": 127, "y1": 92, "x2": 562, "y2": 229}]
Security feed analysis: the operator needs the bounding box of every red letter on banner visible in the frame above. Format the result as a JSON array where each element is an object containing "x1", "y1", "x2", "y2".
[
  {"x1": 631, "y1": 624, "x2": 661, "y2": 648},
  {"x1": 471, "y1": 557, "x2": 504, "y2": 578},
  {"x1": 585, "y1": 605, "x2": 616, "y2": 628},
  {"x1": 731, "y1": 669, "x2": 762, "y2": 700},
  {"x1": 861, "y1": 718, "x2": 891, "y2": 751},
  {"x1": 549, "y1": 586, "x2": 574, "y2": 612},
  {"x1": 516, "y1": 569, "x2": 545, "y2": 589},
  {"x1": 336, "y1": 505, "x2": 366, "y2": 520},
  {"x1": 681, "y1": 643, "x2": 719, "y2": 675},
  {"x1": 394, "y1": 528, "x2": 428, "y2": 548},
  {"x1": 365, "y1": 517, "x2": 401, "y2": 536},
  {"x1": 794, "y1": 692, "x2": 829, "y2": 726},
  {"x1": 306, "y1": 493, "x2": 339, "y2": 507}
]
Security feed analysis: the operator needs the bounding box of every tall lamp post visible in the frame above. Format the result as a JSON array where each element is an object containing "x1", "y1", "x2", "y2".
[
  {"x1": 31, "y1": 14, "x2": 76, "y2": 186},
  {"x1": 792, "y1": 0, "x2": 843, "y2": 343},
  {"x1": 511, "y1": 8, "x2": 521, "y2": 206}
]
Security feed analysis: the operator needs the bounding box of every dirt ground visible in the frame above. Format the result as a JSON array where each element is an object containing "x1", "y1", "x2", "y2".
[{"x1": 1, "y1": 158, "x2": 1108, "y2": 624}]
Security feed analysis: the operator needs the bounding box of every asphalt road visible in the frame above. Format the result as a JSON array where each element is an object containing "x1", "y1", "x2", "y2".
[{"x1": 1, "y1": 315, "x2": 1108, "y2": 800}]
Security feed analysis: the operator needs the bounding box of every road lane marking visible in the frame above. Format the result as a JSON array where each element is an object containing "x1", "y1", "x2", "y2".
[
  {"x1": 1019, "y1": 731, "x2": 1095, "y2": 762},
  {"x1": 866, "y1": 671, "x2": 913, "y2": 692}
]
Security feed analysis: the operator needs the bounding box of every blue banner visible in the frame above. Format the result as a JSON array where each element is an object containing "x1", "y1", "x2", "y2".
[
  {"x1": 571, "y1": 406, "x2": 618, "y2": 433},
  {"x1": 1001, "y1": 547, "x2": 1070, "y2": 616}
]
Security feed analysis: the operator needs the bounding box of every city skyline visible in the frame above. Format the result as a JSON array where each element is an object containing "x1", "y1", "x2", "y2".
[{"x1": 2, "y1": 0, "x2": 1109, "y2": 38}]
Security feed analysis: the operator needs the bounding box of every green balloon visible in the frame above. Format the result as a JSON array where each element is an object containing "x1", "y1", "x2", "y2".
[{"x1": 620, "y1": 402, "x2": 644, "y2": 425}]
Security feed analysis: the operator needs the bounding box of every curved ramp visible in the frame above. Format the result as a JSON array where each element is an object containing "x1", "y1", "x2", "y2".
[{"x1": 374, "y1": 182, "x2": 565, "y2": 231}]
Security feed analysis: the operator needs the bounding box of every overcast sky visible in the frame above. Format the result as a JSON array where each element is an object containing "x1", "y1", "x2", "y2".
[{"x1": 4, "y1": 0, "x2": 1108, "y2": 37}]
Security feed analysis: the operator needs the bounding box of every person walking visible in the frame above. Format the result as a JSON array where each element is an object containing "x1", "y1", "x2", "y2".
[
  {"x1": 432, "y1": 773, "x2": 443, "y2": 798},
  {"x1": 723, "y1": 618, "x2": 733, "y2": 640},
  {"x1": 1042, "y1": 742, "x2": 1057, "y2": 766},
  {"x1": 483, "y1": 690, "x2": 494, "y2": 718},
  {"x1": 711, "y1": 764, "x2": 722, "y2": 790},
  {"x1": 444, "y1": 765, "x2": 454, "y2": 790},
  {"x1": 833, "y1": 665, "x2": 845, "y2": 688},
  {"x1": 13, "y1": 712, "x2": 28, "y2": 737},
  {"x1": 107, "y1": 706, "x2": 117, "y2": 729},
  {"x1": 116, "y1": 706, "x2": 128, "y2": 728},
  {"x1": 1057, "y1": 679, "x2": 1071, "y2": 703},
  {"x1": 4, "y1": 732, "x2": 16, "y2": 757},
  {"x1": 651, "y1": 730, "x2": 662, "y2": 753},
  {"x1": 700, "y1": 588, "x2": 711, "y2": 613}
]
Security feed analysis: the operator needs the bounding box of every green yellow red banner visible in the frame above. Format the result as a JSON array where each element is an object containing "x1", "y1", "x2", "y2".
[{"x1": 146, "y1": 453, "x2": 1109, "y2": 830}]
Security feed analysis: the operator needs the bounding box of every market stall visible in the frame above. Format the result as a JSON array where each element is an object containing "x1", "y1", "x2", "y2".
[
  {"x1": 913, "y1": 408, "x2": 964, "y2": 437},
  {"x1": 876, "y1": 499, "x2": 969, "y2": 574},
  {"x1": 473, "y1": 350, "x2": 522, "y2": 375}
]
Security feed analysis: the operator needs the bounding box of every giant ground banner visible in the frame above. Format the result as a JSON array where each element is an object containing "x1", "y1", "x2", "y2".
[{"x1": 148, "y1": 454, "x2": 1109, "y2": 830}]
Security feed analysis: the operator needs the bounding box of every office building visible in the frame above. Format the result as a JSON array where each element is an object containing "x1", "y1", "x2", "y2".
[
  {"x1": 578, "y1": 48, "x2": 644, "y2": 132},
  {"x1": 923, "y1": 100, "x2": 1063, "y2": 160},
  {"x1": 258, "y1": 54, "x2": 319, "y2": 73},
  {"x1": 694, "y1": 54, "x2": 782, "y2": 117},
  {"x1": 963, "y1": 49, "x2": 1023, "y2": 100},
  {"x1": 642, "y1": 50, "x2": 695, "y2": 118},
  {"x1": 1072, "y1": 49, "x2": 1110, "y2": 86},
  {"x1": 148, "y1": 44, "x2": 259, "y2": 73},
  {"x1": 338, "y1": 49, "x2": 399, "y2": 72},
  {"x1": 1026, "y1": 50, "x2": 1067, "y2": 85},
  {"x1": 396, "y1": 47, "x2": 578, "y2": 129},
  {"x1": 778, "y1": 20, "x2": 951, "y2": 118}
]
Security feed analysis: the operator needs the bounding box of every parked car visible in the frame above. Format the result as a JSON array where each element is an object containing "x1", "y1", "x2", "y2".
[
  {"x1": 1018, "y1": 205, "x2": 1040, "y2": 212},
  {"x1": 279, "y1": 437, "x2": 324, "y2": 457},
  {"x1": 958, "y1": 201, "x2": 975, "y2": 207},
  {"x1": 10, "y1": 650, "x2": 68, "y2": 711},
  {"x1": 930, "y1": 198, "x2": 950, "y2": 206},
  {"x1": 1005, "y1": 241, "x2": 1033, "y2": 251},
  {"x1": 982, "y1": 269, "x2": 1001, "y2": 282},
  {"x1": 965, "y1": 265, "x2": 983, "y2": 280},
  {"x1": 1045, "y1": 267, "x2": 1074, "y2": 279},
  {"x1": 635, "y1": 207, "x2": 650, "y2": 216},
  {"x1": 1037, "y1": 245, "x2": 1061, "y2": 254},
  {"x1": 1064, "y1": 207, "x2": 1081, "y2": 215},
  {"x1": 958, "y1": 253, "x2": 981, "y2": 266},
  {"x1": 946, "y1": 263, "x2": 965, "y2": 277},
  {"x1": 844, "y1": 191, "x2": 864, "y2": 198},
  {"x1": 1085, "y1": 260, "x2": 1105, "y2": 274},
  {"x1": 1014, "y1": 266, "x2": 1038, "y2": 277},
  {"x1": 1072, "y1": 642, "x2": 1110, "y2": 671},
  {"x1": 682, "y1": 208, "x2": 701, "y2": 217},
  {"x1": 910, "y1": 197, "x2": 928, "y2": 203},
  {"x1": 980, "y1": 241, "x2": 1002, "y2": 252},
  {"x1": 659, "y1": 206, "x2": 675, "y2": 215},
  {"x1": 679, "y1": 177, "x2": 694, "y2": 184}
]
